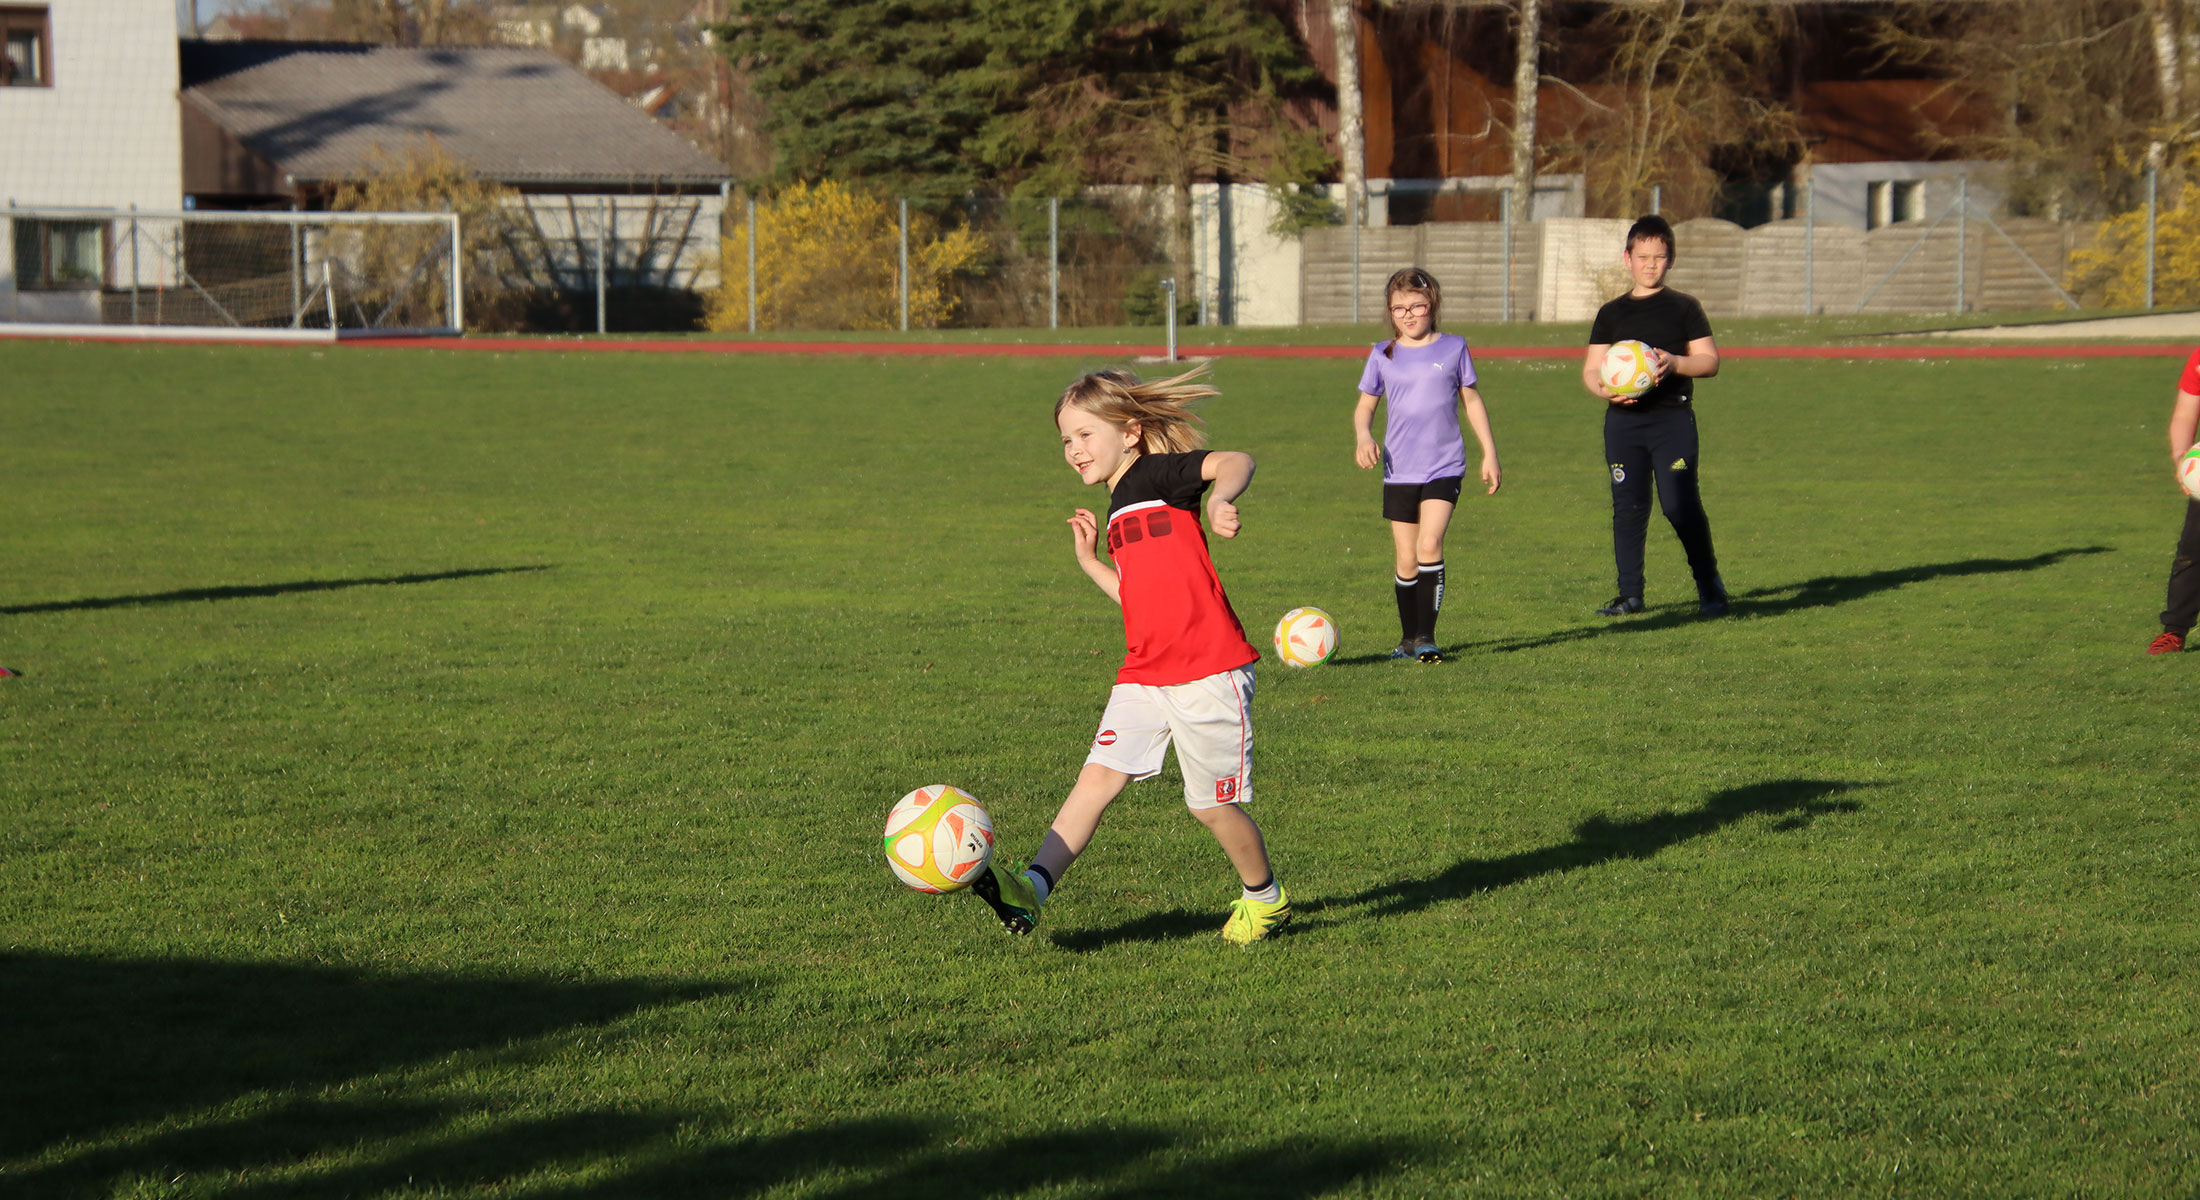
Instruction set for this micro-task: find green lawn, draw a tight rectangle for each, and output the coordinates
[3,337,2196,1198]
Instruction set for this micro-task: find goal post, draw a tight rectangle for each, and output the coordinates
[1,206,462,341]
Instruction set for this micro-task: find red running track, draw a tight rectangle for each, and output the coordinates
[359,337,2194,360]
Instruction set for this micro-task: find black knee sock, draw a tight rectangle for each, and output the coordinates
[1394,574,1416,642]
[1416,560,1445,641]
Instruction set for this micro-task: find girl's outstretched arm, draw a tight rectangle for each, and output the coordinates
[1200,451,1256,538]
[1067,507,1121,604]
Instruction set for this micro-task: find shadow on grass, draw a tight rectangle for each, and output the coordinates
[536,1121,1420,1200]
[1052,779,1871,951]
[1328,546,2110,664]
[0,565,553,616]
[1307,778,1873,923]
[0,951,731,1191]
[2,953,1423,1199]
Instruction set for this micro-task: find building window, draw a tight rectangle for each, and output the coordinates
[1,6,49,87]
[1866,180,1925,230]
[12,219,105,290]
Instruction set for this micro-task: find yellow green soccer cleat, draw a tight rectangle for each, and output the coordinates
[1221,887,1291,945]
[971,861,1042,935]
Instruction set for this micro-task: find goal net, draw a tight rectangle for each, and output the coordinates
[1,206,461,341]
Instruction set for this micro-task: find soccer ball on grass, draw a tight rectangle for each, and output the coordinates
[1273,606,1339,667]
[882,785,994,893]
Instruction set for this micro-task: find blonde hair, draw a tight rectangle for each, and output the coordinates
[1053,364,1214,454]
[1381,266,1443,357]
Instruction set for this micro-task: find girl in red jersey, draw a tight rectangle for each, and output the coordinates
[972,365,1289,944]
[2147,347,2200,655]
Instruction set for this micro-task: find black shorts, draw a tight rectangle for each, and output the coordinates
[1383,475,1464,522]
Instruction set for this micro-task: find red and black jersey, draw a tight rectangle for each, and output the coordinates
[1105,452,1259,686]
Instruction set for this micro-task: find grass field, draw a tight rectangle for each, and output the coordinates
[3,335,2196,1198]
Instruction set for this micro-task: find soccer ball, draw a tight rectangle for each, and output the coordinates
[1273,606,1339,667]
[2181,443,2200,501]
[1600,339,1657,398]
[882,785,994,893]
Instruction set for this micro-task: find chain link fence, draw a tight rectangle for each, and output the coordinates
[14,184,2182,336]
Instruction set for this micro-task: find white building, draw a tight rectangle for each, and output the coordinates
[2,0,186,321]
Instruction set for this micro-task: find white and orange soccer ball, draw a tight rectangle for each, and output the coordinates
[1600,339,1657,399]
[882,785,994,893]
[2181,442,2200,501]
[1273,606,1339,668]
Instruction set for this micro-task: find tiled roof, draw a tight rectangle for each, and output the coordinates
[181,40,731,187]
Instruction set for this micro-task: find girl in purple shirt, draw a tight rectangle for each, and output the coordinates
[1352,267,1502,662]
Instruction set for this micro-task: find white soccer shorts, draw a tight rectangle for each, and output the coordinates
[1084,664,1254,810]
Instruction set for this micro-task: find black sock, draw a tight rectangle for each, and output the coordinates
[1394,575,1416,642]
[1416,560,1445,641]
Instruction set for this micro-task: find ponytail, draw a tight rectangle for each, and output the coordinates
[1052,364,1214,454]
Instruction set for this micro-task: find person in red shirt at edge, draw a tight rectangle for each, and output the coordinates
[971,365,1290,945]
[2147,349,2200,654]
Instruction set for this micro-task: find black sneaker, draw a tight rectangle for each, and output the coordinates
[1596,595,1645,617]
[1698,575,1730,616]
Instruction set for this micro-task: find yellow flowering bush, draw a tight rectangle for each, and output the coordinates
[2069,200,2200,308]
[706,180,988,331]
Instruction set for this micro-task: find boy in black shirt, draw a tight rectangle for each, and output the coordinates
[1580,215,1728,617]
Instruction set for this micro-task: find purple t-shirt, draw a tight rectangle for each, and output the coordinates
[1357,332,1477,484]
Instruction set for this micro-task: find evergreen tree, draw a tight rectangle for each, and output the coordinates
[720,0,997,199]
[972,0,1332,273]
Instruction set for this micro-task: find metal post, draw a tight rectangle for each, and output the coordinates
[1195,188,1209,328]
[595,214,607,334]
[1500,186,1513,323]
[128,205,140,325]
[898,197,909,332]
[746,196,758,333]
[2147,161,2160,310]
[1651,184,1661,216]
[288,215,300,327]
[323,258,336,330]
[446,211,463,332]
[1048,196,1060,330]
[1350,183,1363,325]
[1162,277,1177,361]
[1954,174,1968,315]
[1804,172,1815,316]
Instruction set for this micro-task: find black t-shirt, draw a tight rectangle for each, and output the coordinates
[1589,288,1714,409]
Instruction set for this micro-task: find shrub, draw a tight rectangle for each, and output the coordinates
[706,181,987,331]
[328,139,540,332]
[2068,199,2200,308]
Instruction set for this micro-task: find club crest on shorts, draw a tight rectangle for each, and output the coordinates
[1214,777,1239,802]
[1610,464,1627,483]
[1094,729,1117,747]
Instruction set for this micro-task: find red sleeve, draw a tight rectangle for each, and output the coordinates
[2180,348,2200,395]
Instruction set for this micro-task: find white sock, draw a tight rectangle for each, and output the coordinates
[1024,870,1052,905]
[1241,876,1281,904]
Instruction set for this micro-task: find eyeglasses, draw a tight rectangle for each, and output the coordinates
[1388,302,1431,318]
